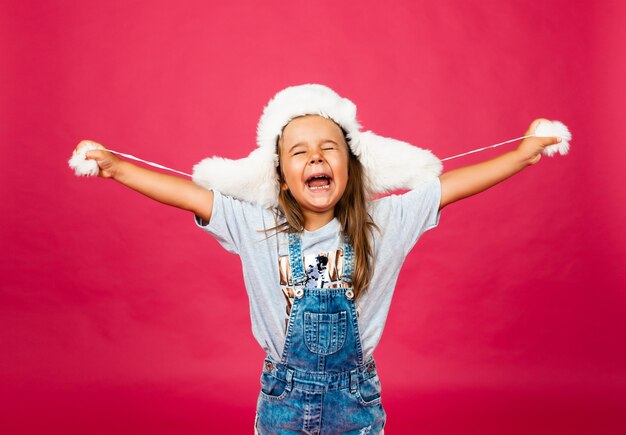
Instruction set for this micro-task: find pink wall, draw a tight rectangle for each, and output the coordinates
[2,0,625,433]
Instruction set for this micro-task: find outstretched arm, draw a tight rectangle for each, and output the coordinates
[74,140,214,221]
[438,119,562,210]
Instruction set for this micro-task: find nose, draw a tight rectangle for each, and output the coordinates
[309,151,324,165]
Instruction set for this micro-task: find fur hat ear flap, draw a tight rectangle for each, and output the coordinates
[358,131,443,194]
[192,146,280,208]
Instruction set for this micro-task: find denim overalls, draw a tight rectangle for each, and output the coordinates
[255,233,386,435]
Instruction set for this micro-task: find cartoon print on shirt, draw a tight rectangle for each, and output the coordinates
[305,255,329,288]
[278,248,354,333]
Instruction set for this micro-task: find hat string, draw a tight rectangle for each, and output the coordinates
[440,135,534,162]
[101,134,538,177]
[103,148,192,177]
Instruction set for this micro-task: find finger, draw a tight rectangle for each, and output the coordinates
[85,149,106,160]
[531,154,542,165]
[77,140,105,153]
[540,136,561,147]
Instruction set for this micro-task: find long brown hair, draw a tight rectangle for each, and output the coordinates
[272,122,377,300]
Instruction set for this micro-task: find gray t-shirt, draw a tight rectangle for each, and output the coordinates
[194,177,442,361]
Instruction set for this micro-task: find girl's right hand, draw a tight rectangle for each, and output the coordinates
[74,140,121,179]
[515,119,561,166]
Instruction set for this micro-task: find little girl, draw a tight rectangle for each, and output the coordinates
[72,84,561,434]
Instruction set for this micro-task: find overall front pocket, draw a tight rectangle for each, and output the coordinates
[356,374,383,407]
[259,372,290,401]
[304,310,347,355]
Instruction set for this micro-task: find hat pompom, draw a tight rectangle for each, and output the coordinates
[536,120,572,157]
[68,142,100,176]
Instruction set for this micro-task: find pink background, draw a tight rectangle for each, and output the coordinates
[2,0,625,433]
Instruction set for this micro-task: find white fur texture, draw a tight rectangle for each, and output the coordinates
[68,143,99,176]
[257,84,363,157]
[536,120,572,157]
[358,131,442,193]
[192,84,443,207]
[192,146,279,208]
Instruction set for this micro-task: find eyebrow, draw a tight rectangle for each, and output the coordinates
[288,139,339,154]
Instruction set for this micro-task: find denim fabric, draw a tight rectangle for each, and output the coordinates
[255,234,386,434]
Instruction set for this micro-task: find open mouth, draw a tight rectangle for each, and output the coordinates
[305,174,332,191]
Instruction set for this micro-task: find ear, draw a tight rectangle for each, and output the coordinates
[277,157,289,191]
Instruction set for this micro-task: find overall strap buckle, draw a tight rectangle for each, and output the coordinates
[285,368,295,392]
[349,368,358,394]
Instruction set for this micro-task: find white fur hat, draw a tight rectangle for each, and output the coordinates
[192,84,442,208]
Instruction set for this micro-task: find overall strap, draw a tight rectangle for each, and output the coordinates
[342,233,354,285]
[287,232,306,286]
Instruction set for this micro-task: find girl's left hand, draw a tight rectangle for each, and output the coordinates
[516,118,562,166]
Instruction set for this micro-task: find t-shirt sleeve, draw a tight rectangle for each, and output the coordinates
[193,190,264,255]
[370,176,442,256]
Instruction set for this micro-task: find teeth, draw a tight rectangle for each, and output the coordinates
[308,184,330,190]
[308,175,329,181]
